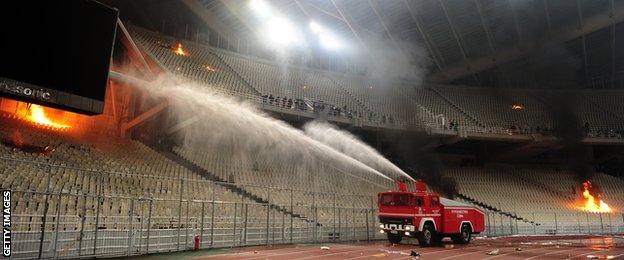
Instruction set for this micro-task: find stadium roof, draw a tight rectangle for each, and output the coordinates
[105,0,624,89]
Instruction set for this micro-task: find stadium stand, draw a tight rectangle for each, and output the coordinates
[443,165,624,233]
[129,26,624,138]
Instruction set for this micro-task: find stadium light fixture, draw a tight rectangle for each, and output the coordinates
[264,17,300,46]
[309,21,343,50]
[309,21,324,33]
[319,33,342,49]
[249,0,271,17]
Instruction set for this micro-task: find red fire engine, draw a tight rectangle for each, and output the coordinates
[378,181,485,246]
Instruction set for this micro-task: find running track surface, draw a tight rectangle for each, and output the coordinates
[193,235,624,260]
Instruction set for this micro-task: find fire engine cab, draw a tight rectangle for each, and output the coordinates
[378,181,485,246]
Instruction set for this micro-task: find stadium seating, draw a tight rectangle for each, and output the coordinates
[443,165,624,230]
[128,25,624,137]
[0,121,319,232]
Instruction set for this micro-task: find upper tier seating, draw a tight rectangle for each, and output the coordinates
[129,26,624,137]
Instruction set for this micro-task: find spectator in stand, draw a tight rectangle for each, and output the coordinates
[287,98,293,109]
[282,97,287,107]
[584,122,590,136]
[269,95,274,105]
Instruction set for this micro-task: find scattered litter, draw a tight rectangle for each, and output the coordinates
[444,244,454,249]
[515,247,522,251]
[506,242,512,246]
[606,256,616,259]
[486,249,500,255]
[410,251,421,257]
[381,249,410,256]
[555,245,560,248]
[372,253,387,257]
[320,246,330,250]
[253,250,258,254]
[586,255,599,259]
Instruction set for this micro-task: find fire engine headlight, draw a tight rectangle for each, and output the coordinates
[380,230,385,234]
[405,226,411,231]
[404,232,410,236]
[379,224,384,229]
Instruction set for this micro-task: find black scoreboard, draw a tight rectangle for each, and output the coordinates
[0,0,118,115]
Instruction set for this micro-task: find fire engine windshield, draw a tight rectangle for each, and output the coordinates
[380,194,412,206]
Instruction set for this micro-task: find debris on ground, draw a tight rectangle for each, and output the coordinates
[381,249,410,256]
[253,250,258,254]
[586,255,599,259]
[486,249,500,255]
[444,244,454,249]
[410,250,421,257]
[320,246,330,250]
[515,247,522,251]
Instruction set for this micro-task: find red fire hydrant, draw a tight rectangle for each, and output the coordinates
[194,235,201,251]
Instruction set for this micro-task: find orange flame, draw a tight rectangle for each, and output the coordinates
[204,64,216,72]
[511,103,524,110]
[19,104,70,129]
[173,43,187,56]
[578,181,612,213]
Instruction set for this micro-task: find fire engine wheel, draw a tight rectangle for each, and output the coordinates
[418,223,436,247]
[387,233,402,244]
[452,224,472,244]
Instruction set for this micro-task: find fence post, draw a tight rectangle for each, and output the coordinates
[199,201,205,248]
[485,212,490,236]
[127,198,134,256]
[210,199,215,248]
[608,213,613,235]
[553,213,558,234]
[243,203,248,246]
[312,192,316,243]
[177,179,183,251]
[533,213,536,234]
[586,213,590,234]
[289,189,293,244]
[514,213,518,235]
[233,203,238,247]
[332,194,336,241]
[352,206,356,241]
[93,175,103,256]
[491,212,496,236]
[78,194,87,256]
[52,193,62,259]
[147,199,153,254]
[266,187,270,246]
[281,201,285,244]
[38,166,53,259]
[370,196,372,240]
[599,213,604,234]
[365,207,370,242]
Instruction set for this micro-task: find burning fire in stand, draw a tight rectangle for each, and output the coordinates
[173,43,187,56]
[17,103,71,129]
[578,180,612,213]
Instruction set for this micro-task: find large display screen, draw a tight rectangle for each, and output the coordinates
[0,0,118,115]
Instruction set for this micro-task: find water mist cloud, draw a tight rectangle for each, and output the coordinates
[141,76,394,191]
[304,120,414,181]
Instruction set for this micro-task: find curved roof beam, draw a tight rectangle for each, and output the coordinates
[430,1,624,82]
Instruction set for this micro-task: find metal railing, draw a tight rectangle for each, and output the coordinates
[4,157,624,259]
[484,210,624,237]
[1,158,381,259]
